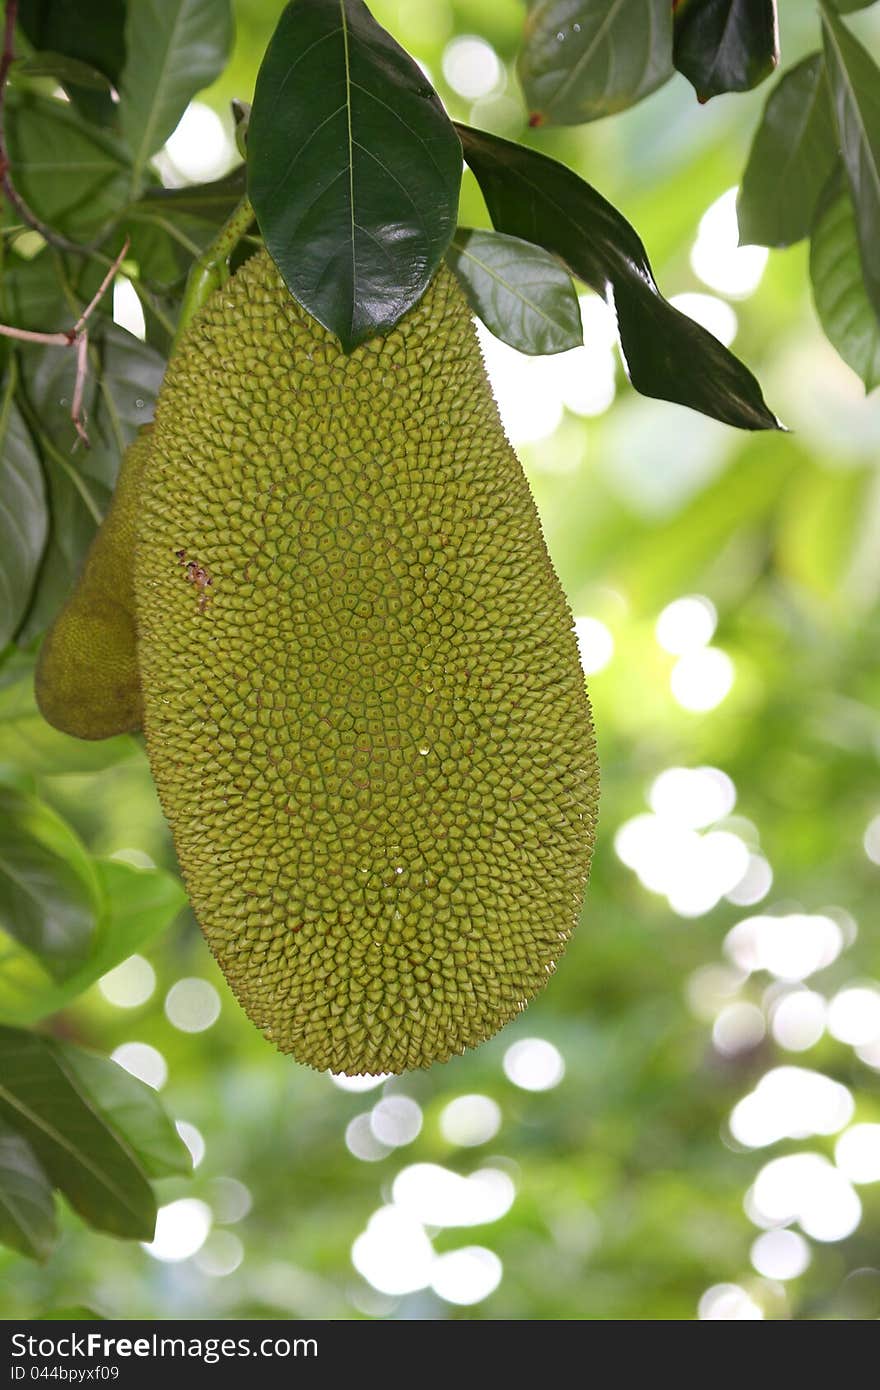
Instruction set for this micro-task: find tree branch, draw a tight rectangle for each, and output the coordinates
[0,236,130,445]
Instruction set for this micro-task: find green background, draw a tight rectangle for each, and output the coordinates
[3,0,880,1320]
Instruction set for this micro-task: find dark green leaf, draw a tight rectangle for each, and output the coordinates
[821,3,880,316]
[0,649,138,776]
[810,172,880,391]
[673,0,779,102]
[127,165,249,299]
[0,857,186,1027]
[737,54,837,248]
[828,2,879,11]
[248,0,462,352]
[120,0,234,193]
[2,247,68,333]
[457,123,781,430]
[0,785,103,981]
[16,0,127,124]
[16,52,116,92]
[0,1028,155,1240]
[0,1119,56,1260]
[61,1048,191,1181]
[447,228,582,354]
[0,367,48,647]
[16,324,164,641]
[137,164,247,223]
[5,94,131,241]
[17,0,126,82]
[519,0,673,127]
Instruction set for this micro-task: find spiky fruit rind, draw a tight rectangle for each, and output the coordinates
[137,251,598,1073]
[35,428,151,740]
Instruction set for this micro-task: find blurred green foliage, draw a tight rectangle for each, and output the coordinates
[2,0,880,1321]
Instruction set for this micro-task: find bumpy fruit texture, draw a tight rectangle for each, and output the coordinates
[35,427,151,740]
[137,251,598,1073]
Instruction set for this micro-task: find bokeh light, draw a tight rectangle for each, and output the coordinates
[730,1067,853,1148]
[162,101,235,183]
[439,1095,502,1148]
[346,1113,392,1163]
[370,1096,423,1148]
[351,1207,434,1297]
[835,1125,880,1184]
[750,1154,861,1242]
[750,1229,810,1281]
[99,954,156,1008]
[112,276,146,342]
[670,647,734,711]
[669,292,738,346]
[143,1200,212,1262]
[713,1002,765,1057]
[827,985,880,1047]
[692,188,769,297]
[725,914,843,981]
[392,1164,515,1227]
[574,616,614,674]
[648,766,736,828]
[655,595,717,654]
[176,1121,205,1169]
[110,1042,167,1090]
[430,1247,502,1306]
[441,35,501,98]
[503,1039,565,1091]
[164,978,221,1033]
[698,1283,763,1319]
[195,1230,244,1278]
[769,990,827,1052]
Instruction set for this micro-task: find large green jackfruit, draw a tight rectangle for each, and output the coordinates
[35,427,151,740]
[136,250,598,1074]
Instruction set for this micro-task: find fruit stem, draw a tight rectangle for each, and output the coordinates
[171,196,256,352]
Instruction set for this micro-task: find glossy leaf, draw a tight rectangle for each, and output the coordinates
[248,0,462,351]
[16,52,116,92]
[810,173,880,392]
[821,4,880,315]
[0,1027,156,1240]
[17,0,127,84]
[457,123,781,430]
[61,1048,191,1180]
[120,0,234,192]
[0,367,48,647]
[519,0,673,127]
[0,786,103,981]
[447,228,582,354]
[4,93,131,240]
[0,857,186,1027]
[738,54,837,248]
[0,1119,56,1260]
[673,0,779,102]
[16,0,126,124]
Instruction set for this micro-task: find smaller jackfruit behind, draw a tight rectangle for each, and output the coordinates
[35,427,152,740]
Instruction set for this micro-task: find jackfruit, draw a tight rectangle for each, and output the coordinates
[136,250,598,1074]
[35,427,151,740]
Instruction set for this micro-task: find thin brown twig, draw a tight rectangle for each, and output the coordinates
[73,241,130,335]
[0,235,130,445]
[0,0,99,256]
